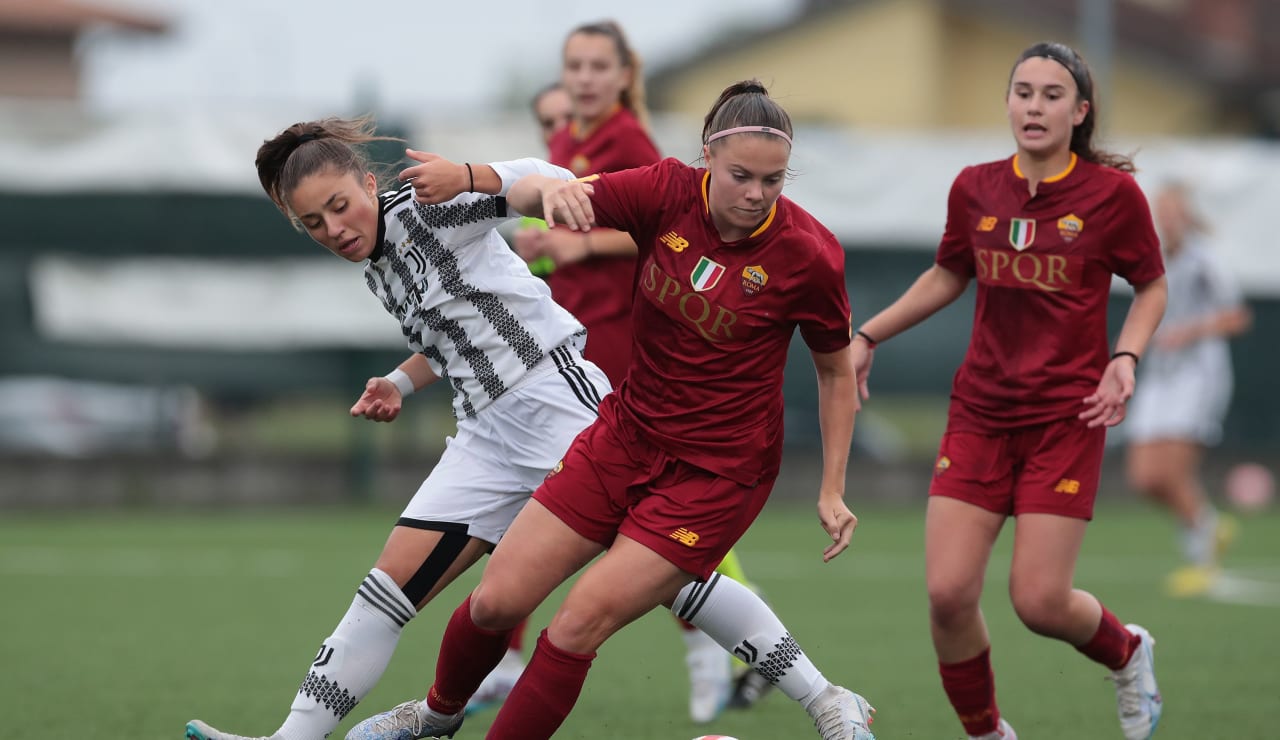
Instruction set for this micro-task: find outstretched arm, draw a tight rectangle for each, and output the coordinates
[399,150,573,204]
[851,264,970,400]
[1081,275,1168,428]
[508,174,597,231]
[811,343,860,563]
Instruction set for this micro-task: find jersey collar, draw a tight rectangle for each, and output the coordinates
[569,103,623,141]
[1012,151,1078,183]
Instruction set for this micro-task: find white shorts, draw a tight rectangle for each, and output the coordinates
[1126,364,1232,446]
[400,344,610,544]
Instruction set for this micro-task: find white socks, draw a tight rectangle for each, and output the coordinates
[672,572,830,709]
[276,568,416,740]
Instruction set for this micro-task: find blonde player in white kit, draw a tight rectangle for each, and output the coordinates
[1124,182,1252,596]
[187,116,852,740]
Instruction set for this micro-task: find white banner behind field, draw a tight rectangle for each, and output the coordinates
[30,257,405,349]
[4,106,1280,295]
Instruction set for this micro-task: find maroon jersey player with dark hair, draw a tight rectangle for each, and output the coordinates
[353,79,879,740]
[851,42,1168,740]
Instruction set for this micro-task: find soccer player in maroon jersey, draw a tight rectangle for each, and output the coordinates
[352,80,878,740]
[850,42,1168,740]
[508,22,778,724]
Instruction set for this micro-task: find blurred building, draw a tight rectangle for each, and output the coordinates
[650,0,1280,137]
[0,0,167,100]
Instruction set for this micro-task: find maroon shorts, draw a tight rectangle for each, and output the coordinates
[928,417,1105,520]
[533,408,774,580]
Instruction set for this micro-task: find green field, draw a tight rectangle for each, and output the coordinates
[2,502,1277,740]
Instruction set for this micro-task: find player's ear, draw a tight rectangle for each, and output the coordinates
[363,171,378,200]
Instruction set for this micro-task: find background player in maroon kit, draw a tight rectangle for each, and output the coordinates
[363,80,878,740]
[851,42,1168,740]
[511,20,658,386]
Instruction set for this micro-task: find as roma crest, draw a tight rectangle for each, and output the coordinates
[1057,214,1083,242]
[741,264,768,296]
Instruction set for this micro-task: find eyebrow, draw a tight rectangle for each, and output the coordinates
[1012,81,1068,91]
[730,164,787,178]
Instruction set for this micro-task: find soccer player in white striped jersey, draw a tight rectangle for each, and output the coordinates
[185,116,606,740]
[187,115,857,740]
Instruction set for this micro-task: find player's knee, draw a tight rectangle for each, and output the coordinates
[468,582,531,632]
[376,530,476,607]
[547,604,617,654]
[1009,584,1069,636]
[927,580,981,627]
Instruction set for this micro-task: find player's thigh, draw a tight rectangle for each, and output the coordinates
[925,495,1006,608]
[549,533,694,652]
[474,498,604,621]
[1008,512,1088,602]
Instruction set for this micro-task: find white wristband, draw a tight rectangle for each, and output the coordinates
[385,368,415,397]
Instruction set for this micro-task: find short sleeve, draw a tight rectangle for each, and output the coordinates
[935,170,977,277]
[589,159,683,250]
[796,235,853,354]
[1105,176,1165,286]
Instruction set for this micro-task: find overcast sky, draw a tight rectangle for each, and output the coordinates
[84,0,802,116]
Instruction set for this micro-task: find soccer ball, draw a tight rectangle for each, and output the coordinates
[1225,462,1275,513]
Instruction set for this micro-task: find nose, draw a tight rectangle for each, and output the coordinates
[325,214,345,239]
[745,180,764,203]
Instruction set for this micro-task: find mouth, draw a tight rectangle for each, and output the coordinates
[1022,123,1048,136]
[337,237,361,255]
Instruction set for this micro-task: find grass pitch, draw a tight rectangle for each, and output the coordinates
[2,501,1277,739]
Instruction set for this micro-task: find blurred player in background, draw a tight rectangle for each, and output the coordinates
[519,82,572,279]
[348,79,876,740]
[1124,181,1252,597]
[498,22,775,723]
[851,42,1167,740]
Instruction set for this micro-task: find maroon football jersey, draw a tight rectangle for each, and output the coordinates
[936,154,1164,430]
[545,106,660,386]
[588,158,852,486]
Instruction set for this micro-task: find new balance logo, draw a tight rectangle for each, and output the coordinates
[1054,478,1081,494]
[668,528,700,546]
[660,231,689,252]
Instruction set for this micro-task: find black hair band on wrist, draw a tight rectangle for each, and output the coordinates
[465,162,474,193]
[855,329,879,348]
[1112,350,1139,366]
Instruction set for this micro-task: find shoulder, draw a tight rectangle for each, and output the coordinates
[777,197,844,270]
[379,182,415,213]
[1077,159,1144,200]
[948,158,1007,195]
[601,157,691,186]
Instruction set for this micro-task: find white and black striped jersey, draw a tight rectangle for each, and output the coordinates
[364,158,586,419]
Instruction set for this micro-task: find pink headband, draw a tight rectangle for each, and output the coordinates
[706,125,793,147]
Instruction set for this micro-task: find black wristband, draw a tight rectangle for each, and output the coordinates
[1111,350,1139,366]
[465,162,475,193]
[854,329,879,348]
